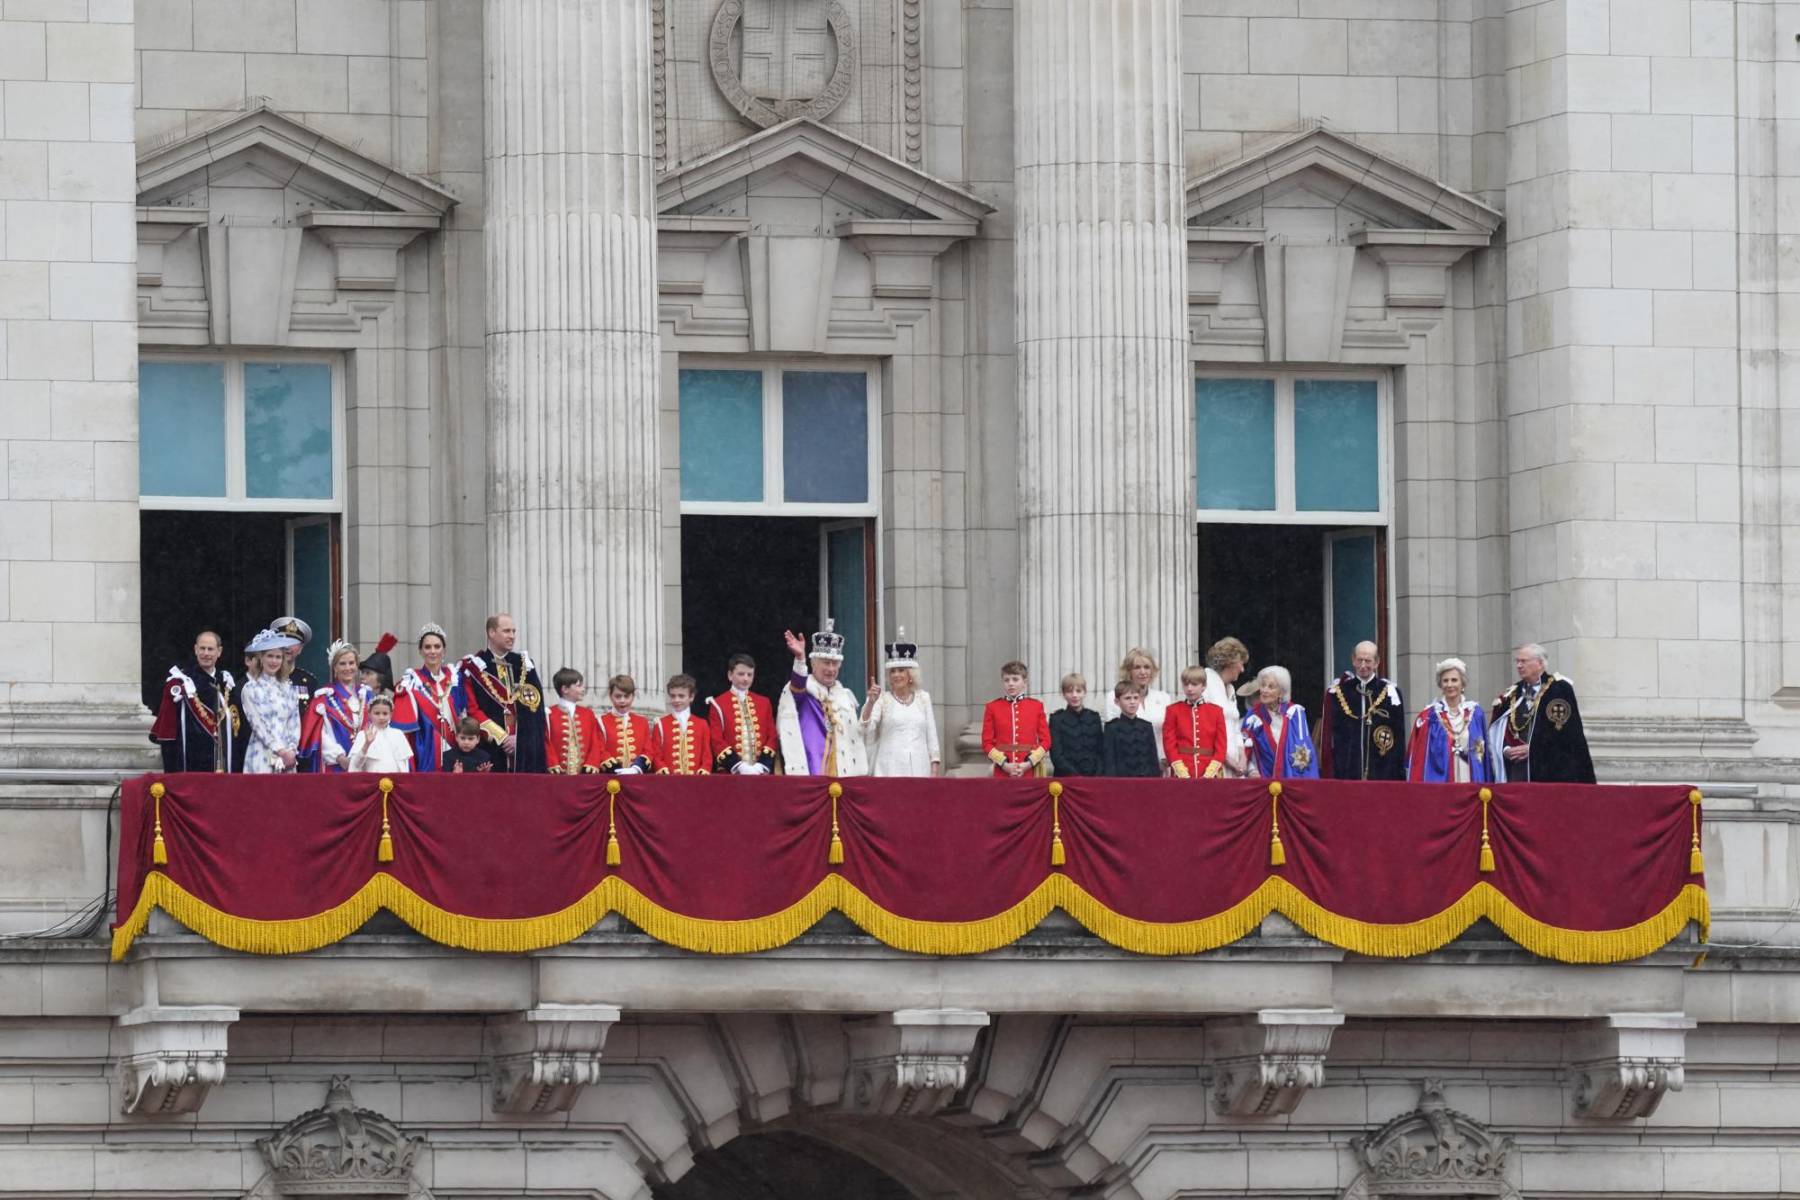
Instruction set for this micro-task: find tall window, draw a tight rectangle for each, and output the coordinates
[1195,371,1391,694]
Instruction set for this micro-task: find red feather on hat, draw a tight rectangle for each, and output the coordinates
[374,633,398,656]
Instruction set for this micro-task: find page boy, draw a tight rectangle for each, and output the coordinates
[1165,665,1228,779]
[441,717,494,773]
[546,667,604,774]
[1048,672,1102,776]
[982,660,1050,778]
[708,653,777,774]
[598,674,655,775]
[1102,682,1161,777]
[655,674,715,775]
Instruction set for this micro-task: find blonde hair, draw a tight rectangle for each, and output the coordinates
[1205,637,1249,671]
[329,646,358,676]
[1179,664,1207,686]
[1060,672,1087,693]
[1117,647,1160,683]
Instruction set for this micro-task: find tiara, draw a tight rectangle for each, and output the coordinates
[418,622,447,643]
[327,638,356,662]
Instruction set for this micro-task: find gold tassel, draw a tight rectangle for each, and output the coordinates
[377,777,395,863]
[1049,781,1066,867]
[828,782,845,865]
[1689,789,1704,875]
[1268,782,1286,867]
[606,779,622,867]
[150,781,169,867]
[1478,787,1496,874]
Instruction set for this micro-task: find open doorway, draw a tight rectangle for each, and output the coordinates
[680,515,875,702]
[139,511,339,708]
[1198,523,1387,723]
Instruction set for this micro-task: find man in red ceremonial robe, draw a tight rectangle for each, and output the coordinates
[150,629,237,773]
[708,654,777,774]
[654,674,714,776]
[546,667,604,774]
[982,660,1050,778]
[599,674,655,774]
[1165,666,1228,779]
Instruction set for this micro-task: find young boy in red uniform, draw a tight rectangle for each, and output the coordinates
[1164,665,1228,779]
[654,674,714,776]
[708,653,777,774]
[598,674,655,774]
[546,667,604,774]
[982,660,1050,778]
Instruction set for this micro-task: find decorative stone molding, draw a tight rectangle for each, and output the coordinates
[844,1008,990,1117]
[709,0,859,129]
[487,1004,621,1115]
[1209,1008,1344,1117]
[1187,227,1261,305]
[1342,1079,1517,1199]
[651,0,668,170]
[1571,1013,1694,1120]
[258,1076,423,1196]
[838,218,979,299]
[298,212,439,291]
[901,0,923,165]
[117,1005,237,1116]
[136,206,207,287]
[657,216,750,294]
[1351,231,1491,308]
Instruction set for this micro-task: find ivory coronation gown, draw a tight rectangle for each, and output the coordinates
[863,690,941,777]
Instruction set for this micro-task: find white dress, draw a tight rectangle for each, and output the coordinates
[863,690,941,777]
[1203,669,1249,775]
[1105,686,1174,765]
[348,725,414,774]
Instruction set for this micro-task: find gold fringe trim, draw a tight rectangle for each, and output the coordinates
[110,871,1711,965]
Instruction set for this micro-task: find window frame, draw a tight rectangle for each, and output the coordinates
[138,351,346,513]
[1194,368,1391,526]
[677,358,881,518]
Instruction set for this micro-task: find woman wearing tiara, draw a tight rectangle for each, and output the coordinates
[299,639,375,773]
[1406,657,1493,783]
[860,629,942,777]
[392,623,463,773]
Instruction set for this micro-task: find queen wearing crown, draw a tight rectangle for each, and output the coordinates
[777,621,870,777]
[860,629,942,778]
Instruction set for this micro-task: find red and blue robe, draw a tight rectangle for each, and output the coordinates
[392,665,463,774]
[1241,701,1320,780]
[299,681,375,773]
[1407,698,1494,783]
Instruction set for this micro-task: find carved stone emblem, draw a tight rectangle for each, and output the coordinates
[843,1008,989,1118]
[709,0,858,129]
[257,1076,423,1196]
[1341,1079,1518,1199]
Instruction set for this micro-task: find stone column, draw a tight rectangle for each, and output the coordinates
[484,0,661,683]
[0,5,146,768]
[1013,0,1195,695]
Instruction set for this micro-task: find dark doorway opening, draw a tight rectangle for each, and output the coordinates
[1198,523,1387,724]
[680,515,875,702]
[139,511,339,709]
[653,1130,914,1200]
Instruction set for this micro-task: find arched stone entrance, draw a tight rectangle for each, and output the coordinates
[652,1130,912,1200]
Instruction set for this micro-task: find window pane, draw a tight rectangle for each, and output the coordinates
[826,524,868,697]
[679,369,764,502]
[1295,379,1380,512]
[782,371,868,504]
[1195,378,1276,511]
[245,362,334,500]
[139,361,227,497]
[1330,532,1378,678]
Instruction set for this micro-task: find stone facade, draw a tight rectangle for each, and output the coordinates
[0,0,1798,1195]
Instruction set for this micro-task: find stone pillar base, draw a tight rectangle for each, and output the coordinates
[0,702,156,772]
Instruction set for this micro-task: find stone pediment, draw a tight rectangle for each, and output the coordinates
[136,103,457,218]
[657,118,993,233]
[1186,125,1501,238]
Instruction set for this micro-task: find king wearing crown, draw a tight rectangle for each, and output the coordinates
[776,621,869,777]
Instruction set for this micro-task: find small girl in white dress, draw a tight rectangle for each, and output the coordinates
[860,631,942,778]
[349,695,414,774]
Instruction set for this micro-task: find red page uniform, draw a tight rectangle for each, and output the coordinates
[708,688,777,774]
[1164,700,1228,779]
[981,696,1050,778]
[655,711,715,776]
[546,702,605,774]
[599,709,655,774]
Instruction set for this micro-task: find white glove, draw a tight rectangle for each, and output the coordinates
[731,762,753,775]
[618,765,642,776]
